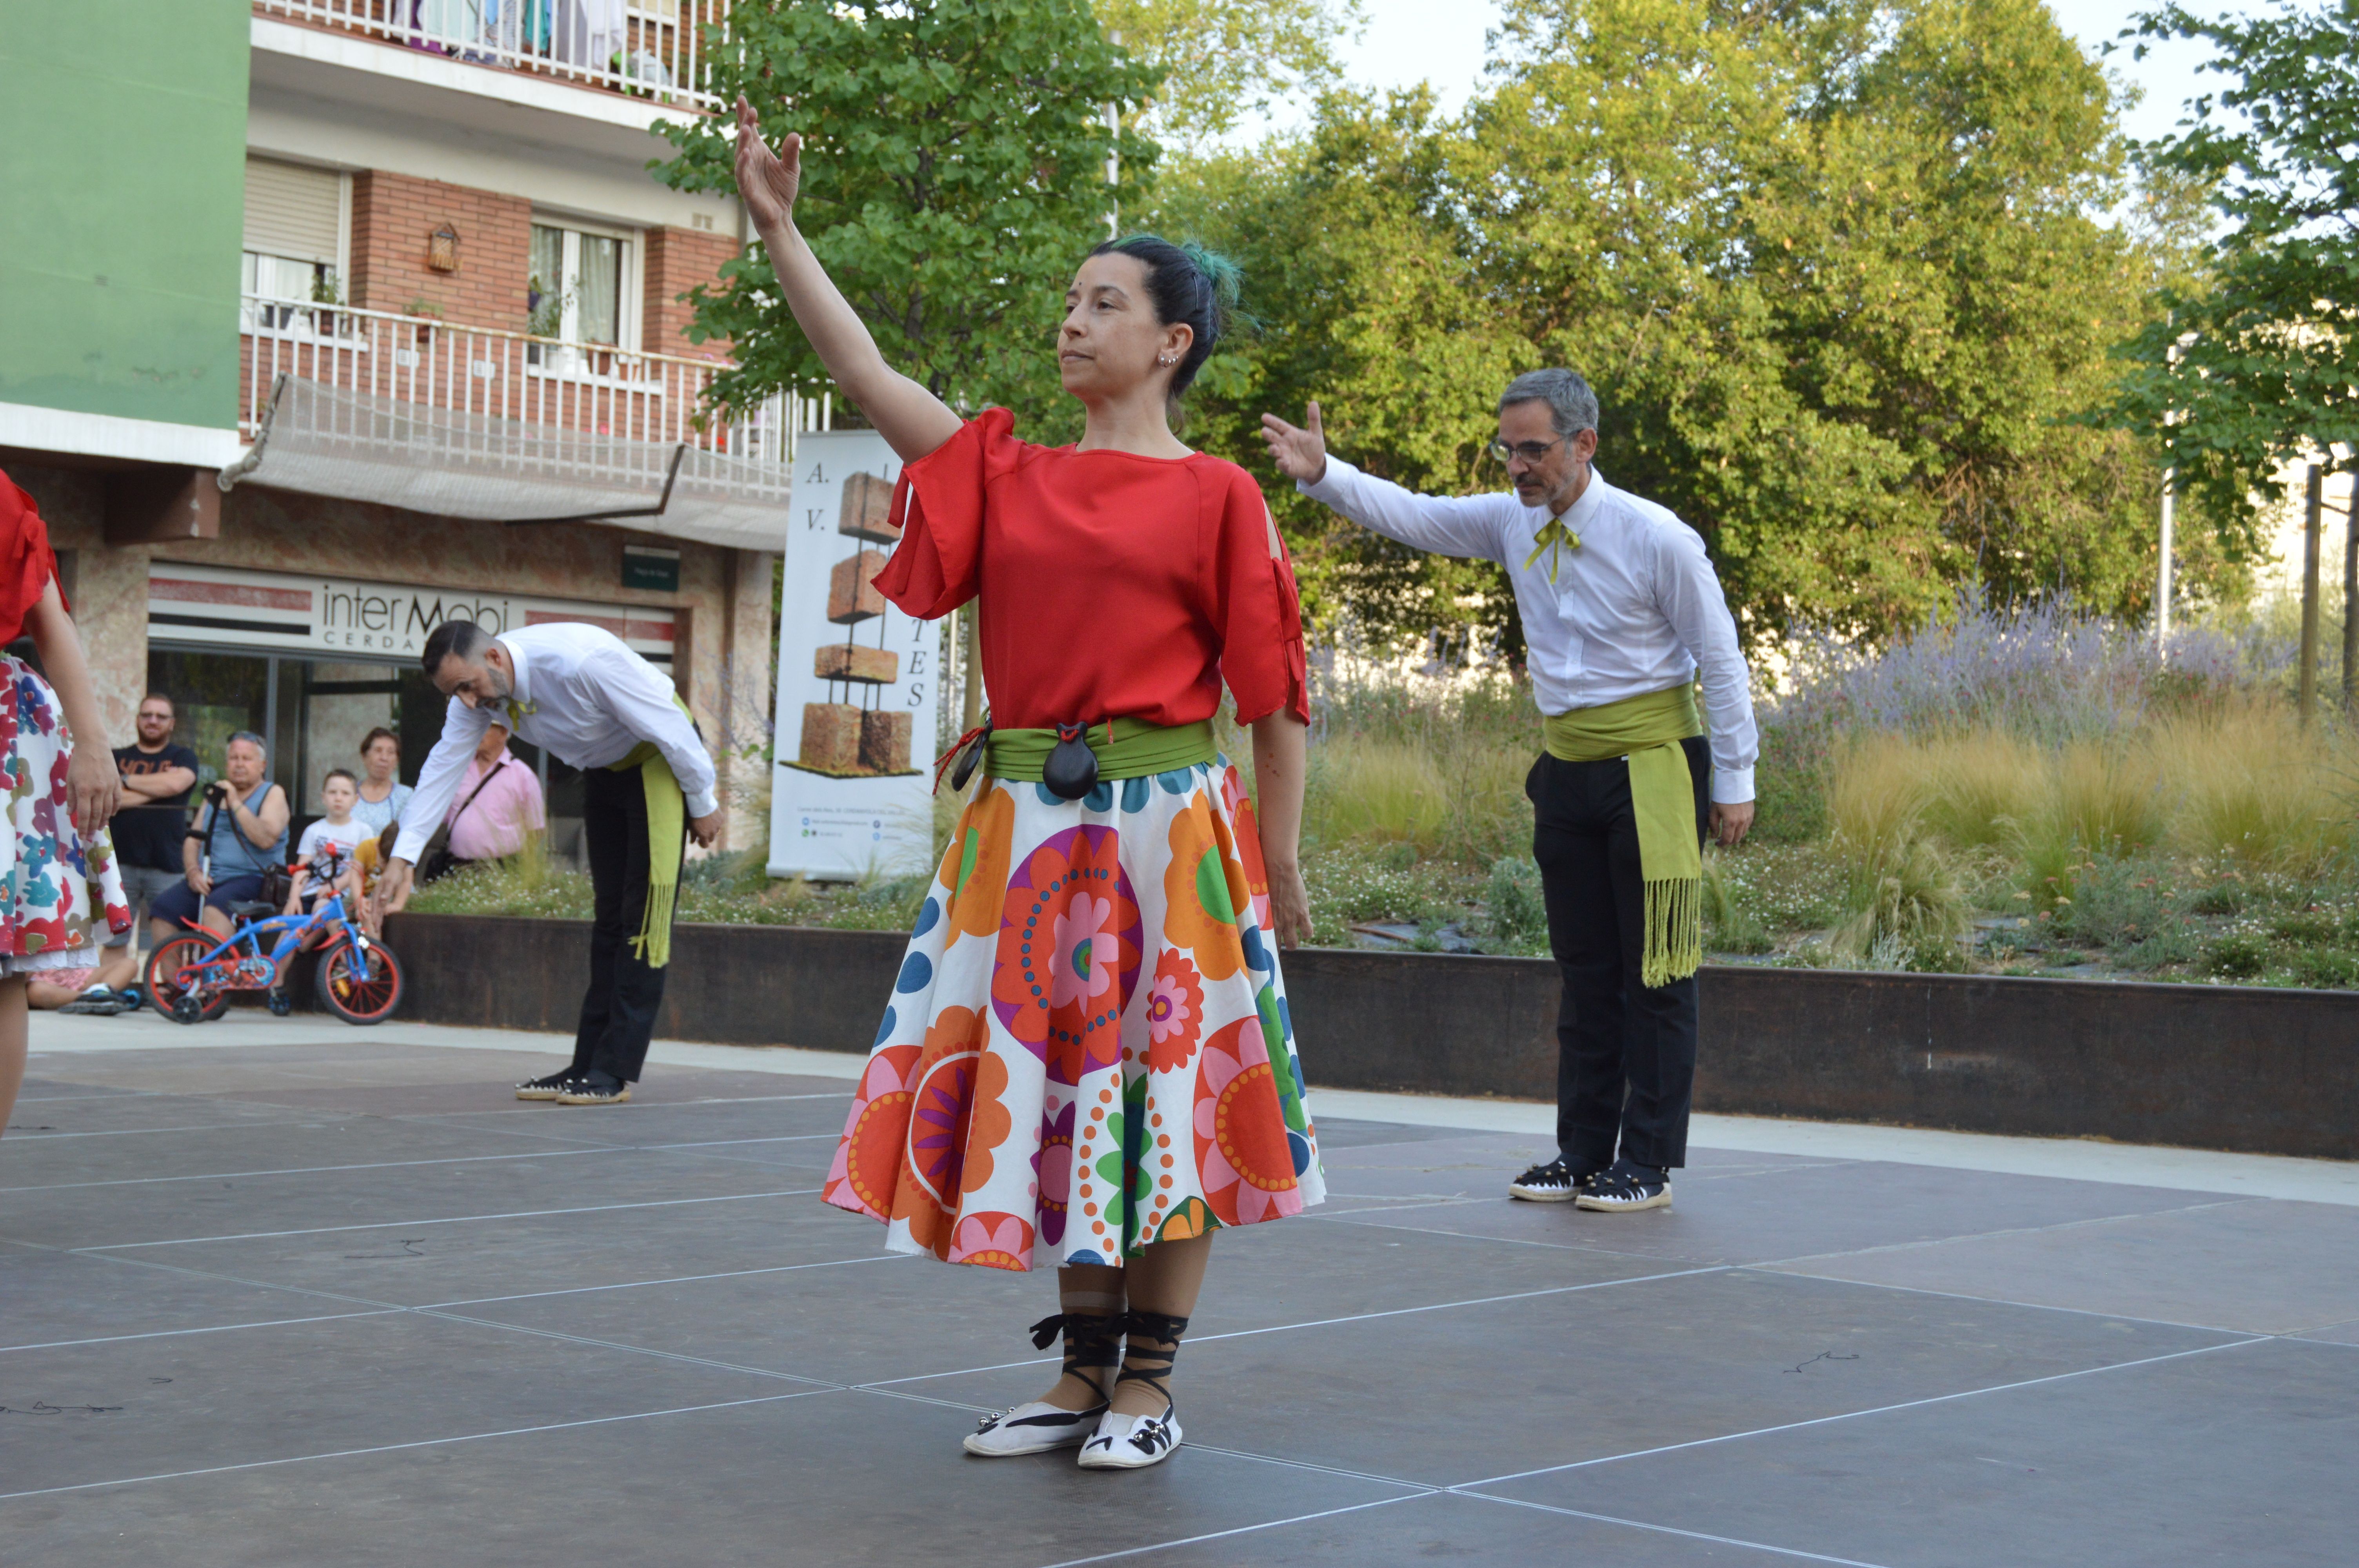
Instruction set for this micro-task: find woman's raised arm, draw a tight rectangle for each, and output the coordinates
[733,97,963,463]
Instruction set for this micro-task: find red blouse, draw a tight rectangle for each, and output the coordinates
[0,474,64,644]
[875,410,1310,730]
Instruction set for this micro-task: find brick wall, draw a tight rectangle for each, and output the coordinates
[642,225,739,358]
[348,171,533,329]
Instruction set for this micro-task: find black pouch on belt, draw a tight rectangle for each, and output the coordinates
[1042,722,1100,801]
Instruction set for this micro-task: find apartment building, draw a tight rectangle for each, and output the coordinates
[3,2,807,853]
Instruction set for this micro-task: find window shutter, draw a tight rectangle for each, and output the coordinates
[244,158,342,265]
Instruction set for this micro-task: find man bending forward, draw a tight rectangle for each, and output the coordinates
[378,620,722,1105]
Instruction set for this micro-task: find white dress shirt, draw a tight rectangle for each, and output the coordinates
[1300,458,1758,803]
[392,623,718,864]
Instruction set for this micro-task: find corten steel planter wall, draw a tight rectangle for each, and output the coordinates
[382,914,2359,1160]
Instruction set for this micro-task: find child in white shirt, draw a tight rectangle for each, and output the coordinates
[287,769,368,916]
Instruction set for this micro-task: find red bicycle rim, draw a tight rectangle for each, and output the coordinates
[328,948,398,1018]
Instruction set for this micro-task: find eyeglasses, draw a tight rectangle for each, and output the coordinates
[1488,436,1568,465]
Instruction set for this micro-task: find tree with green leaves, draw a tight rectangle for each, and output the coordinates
[653,0,1161,431]
[1096,0,1361,145]
[1165,0,2219,655]
[2114,0,2358,526]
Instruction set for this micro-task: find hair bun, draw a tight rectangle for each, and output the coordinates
[1087,233,1252,405]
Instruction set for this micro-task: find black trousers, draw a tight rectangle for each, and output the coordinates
[1528,736,1711,1171]
[570,765,684,1083]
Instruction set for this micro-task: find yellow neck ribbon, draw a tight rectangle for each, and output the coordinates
[1522,516,1581,583]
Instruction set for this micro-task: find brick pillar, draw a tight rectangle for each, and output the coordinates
[642,224,741,357]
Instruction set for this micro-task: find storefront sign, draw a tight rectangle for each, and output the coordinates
[622,544,680,593]
[147,562,676,664]
[766,431,938,881]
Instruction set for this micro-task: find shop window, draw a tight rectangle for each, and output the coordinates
[148,645,576,856]
[529,220,636,352]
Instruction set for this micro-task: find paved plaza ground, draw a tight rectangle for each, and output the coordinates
[4,1010,2355,1566]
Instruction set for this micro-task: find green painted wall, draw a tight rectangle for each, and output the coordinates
[0,3,247,430]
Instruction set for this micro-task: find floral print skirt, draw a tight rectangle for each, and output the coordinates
[823,756,1324,1270]
[0,656,130,975]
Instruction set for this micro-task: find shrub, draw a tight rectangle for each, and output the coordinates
[1830,830,1969,961]
[1921,730,2048,850]
[1478,855,1551,956]
[2205,929,2269,979]
[1702,853,1774,954]
[2157,698,2358,871]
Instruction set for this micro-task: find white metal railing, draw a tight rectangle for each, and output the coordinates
[240,294,828,463]
[255,0,729,112]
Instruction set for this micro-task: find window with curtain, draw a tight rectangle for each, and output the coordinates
[528,221,629,348]
[243,157,343,329]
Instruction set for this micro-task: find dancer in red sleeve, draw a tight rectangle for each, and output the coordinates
[735,99,1321,1470]
[0,474,129,1133]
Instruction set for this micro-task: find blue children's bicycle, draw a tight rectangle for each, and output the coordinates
[146,886,406,1026]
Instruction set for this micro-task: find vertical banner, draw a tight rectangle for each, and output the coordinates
[767,431,941,880]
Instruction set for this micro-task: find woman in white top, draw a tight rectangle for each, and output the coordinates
[350,726,413,835]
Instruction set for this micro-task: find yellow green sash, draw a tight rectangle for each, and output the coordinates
[983,717,1217,782]
[608,741,685,969]
[1542,684,1704,988]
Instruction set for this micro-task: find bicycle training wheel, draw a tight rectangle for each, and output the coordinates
[317,938,404,1025]
[147,935,229,1023]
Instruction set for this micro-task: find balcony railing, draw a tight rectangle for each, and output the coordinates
[240,294,822,466]
[256,0,729,113]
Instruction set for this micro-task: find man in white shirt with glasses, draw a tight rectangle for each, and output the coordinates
[1263,370,1757,1213]
[378,619,723,1107]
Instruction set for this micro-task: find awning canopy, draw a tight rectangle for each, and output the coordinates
[220,376,793,552]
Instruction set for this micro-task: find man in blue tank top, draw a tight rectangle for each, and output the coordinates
[149,732,292,940]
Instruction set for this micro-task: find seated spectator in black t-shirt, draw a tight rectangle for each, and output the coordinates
[113,693,200,946]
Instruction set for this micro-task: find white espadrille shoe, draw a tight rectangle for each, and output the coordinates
[964,1400,1108,1457]
[1077,1309,1188,1470]
[1077,1405,1183,1470]
[964,1311,1122,1457]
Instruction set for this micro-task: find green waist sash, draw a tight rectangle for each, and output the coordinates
[609,737,685,971]
[984,717,1217,782]
[1542,685,1705,988]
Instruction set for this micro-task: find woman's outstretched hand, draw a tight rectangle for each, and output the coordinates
[733,95,801,235]
[1259,402,1328,486]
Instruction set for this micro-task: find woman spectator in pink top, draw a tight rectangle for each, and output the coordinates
[443,720,545,867]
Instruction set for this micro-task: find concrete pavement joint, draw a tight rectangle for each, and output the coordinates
[1458,1336,2273,1492]
[0,1388,834,1503]
[1034,1494,1427,1568]
[0,1131,840,1195]
[1456,1491,1899,1568]
[66,1186,825,1250]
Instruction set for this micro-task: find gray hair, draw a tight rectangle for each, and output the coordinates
[1498,369,1599,440]
[226,730,267,755]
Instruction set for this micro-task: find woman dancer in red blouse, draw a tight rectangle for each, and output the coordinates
[0,475,129,1134]
[736,99,1321,1470]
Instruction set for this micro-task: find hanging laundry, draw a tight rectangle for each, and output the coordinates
[552,0,627,71]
